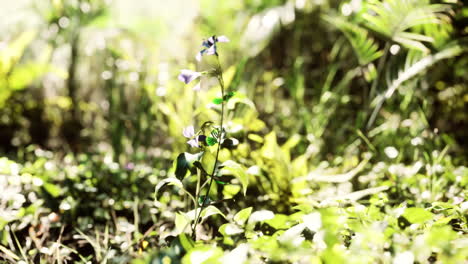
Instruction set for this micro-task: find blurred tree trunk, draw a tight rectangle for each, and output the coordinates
[63,30,83,152]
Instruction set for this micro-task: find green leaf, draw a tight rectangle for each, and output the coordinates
[360,0,447,42]
[182,245,223,264]
[215,180,228,185]
[402,207,434,224]
[223,91,236,102]
[234,207,253,226]
[323,15,383,65]
[427,226,457,248]
[154,177,196,206]
[221,160,249,196]
[248,210,275,224]
[175,212,191,234]
[43,183,61,198]
[155,177,184,195]
[211,91,236,105]
[187,205,226,221]
[178,233,194,251]
[210,128,220,138]
[174,153,190,180]
[223,185,241,198]
[201,147,217,176]
[174,152,202,180]
[219,223,244,236]
[368,44,464,128]
[206,137,218,146]
[248,134,264,143]
[200,206,226,220]
[8,63,53,91]
[265,214,292,230]
[213,98,223,104]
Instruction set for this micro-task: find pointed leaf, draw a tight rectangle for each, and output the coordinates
[43,183,61,198]
[174,153,190,180]
[174,152,202,180]
[201,147,217,176]
[223,91,236,102]
[175,212,191,234]
[182,245,223,264]
[219,223,244,236]
[213,98,223,104]
[178,233,195,250]
[186,205,226,221]
[206,137,218,146]
[393,36,429,52]
[234,207,253,226]
[200,205,226,220]
[155,177,184,195]
[215,180,228,185]
[403,207,434,224]
[221,160,249,196]
[155,177,197,205]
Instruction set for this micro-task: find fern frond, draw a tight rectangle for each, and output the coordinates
[367,43,465,128]
[361,0,449,52]
[323,15,383,65]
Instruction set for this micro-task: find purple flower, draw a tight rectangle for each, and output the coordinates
[125,162,135,171]
[187,137,199,148]
[196,35,230,61]
[183,126,195,138]
[178,69,202,84]
[183,125,199,148]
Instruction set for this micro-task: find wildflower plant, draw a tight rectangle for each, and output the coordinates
[156,35,247,240]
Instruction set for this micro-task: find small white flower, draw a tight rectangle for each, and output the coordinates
[196,35,230,61]
[178,70,202,84]
[182,125,199,148]
[182,126,195,138]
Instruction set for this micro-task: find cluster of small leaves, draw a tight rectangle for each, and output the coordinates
[213,91,236,105]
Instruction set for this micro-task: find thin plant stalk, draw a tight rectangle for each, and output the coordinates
[192,55,225,238]
[191,168,202,234]
[368,42,390,102]
[366,42,390,129]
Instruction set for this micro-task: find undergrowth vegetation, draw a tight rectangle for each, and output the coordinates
[1,0,467,263]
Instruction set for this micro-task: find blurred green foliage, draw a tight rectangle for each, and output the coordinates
[0,0,467,263]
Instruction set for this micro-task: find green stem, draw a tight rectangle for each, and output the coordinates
[369,42,390,102]
[366,42,390,130]
[191,168,202,235]
[192,55,225,239]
